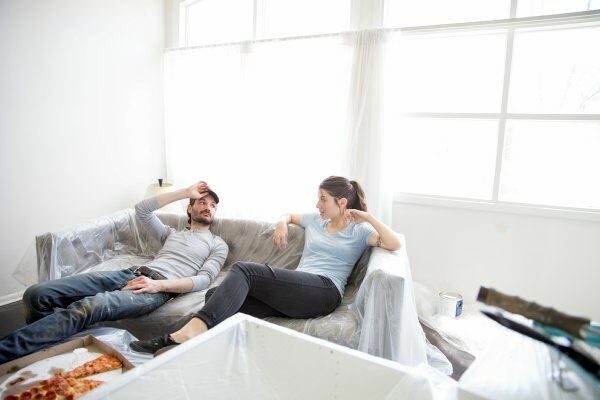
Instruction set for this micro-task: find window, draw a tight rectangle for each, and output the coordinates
[509,24,600,114]
[384,0,511,27]
[174,1,600,217]
[500,120,600,209]
[181,0,351,46]
[182,0,254,46]
[386,118,499,199]
[384,30,506,113]
[516,0,600,17]
[382,1,600,212]
[256,0,350,39]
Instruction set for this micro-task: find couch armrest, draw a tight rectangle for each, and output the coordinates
[353,234,428,366]
[35,209,146,281]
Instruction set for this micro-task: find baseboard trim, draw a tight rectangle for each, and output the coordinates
[0,290,25,306]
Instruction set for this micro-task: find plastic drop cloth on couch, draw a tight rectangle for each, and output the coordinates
[17,209,450,372]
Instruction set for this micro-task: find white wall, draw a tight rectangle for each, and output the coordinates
[393,202,600,321]
[0,0,166,301]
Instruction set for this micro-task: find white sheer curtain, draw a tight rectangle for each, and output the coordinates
[341,29,391,224]
[342,0,391,223]
[164,37,352,220]
[166,0,394,222]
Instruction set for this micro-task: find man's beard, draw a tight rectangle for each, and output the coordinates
[192,215,212,225]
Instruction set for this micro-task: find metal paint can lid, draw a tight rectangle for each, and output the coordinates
[439,292,463,301]
[438,292,464,318]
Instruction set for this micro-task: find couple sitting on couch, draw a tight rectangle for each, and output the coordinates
[0,176,401,364]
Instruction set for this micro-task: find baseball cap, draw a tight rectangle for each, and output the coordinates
[203,189,220,204]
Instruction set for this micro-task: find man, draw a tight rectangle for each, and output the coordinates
[0,181,228,364]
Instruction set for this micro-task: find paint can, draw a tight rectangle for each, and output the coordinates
[438,292,463,318]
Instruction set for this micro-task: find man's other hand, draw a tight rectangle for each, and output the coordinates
[123,276,164,294]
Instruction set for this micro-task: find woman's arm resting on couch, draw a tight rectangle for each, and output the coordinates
[273,214,302,251]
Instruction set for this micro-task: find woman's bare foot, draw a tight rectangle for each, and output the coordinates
[130,318,209,354]
[170,317,208,343]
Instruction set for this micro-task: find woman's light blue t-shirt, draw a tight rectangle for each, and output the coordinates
[296,213,376,297]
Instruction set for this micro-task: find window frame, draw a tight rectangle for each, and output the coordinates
[391,5,600,220]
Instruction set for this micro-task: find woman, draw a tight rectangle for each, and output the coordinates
[130,176,401,354]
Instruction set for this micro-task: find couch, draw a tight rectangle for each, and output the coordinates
[34,210,429,367]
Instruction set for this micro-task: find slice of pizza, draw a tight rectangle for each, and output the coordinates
[67,378,104,398]
[3,377,58,400]
[52,374,104,399]
[65,354,122,379]
[3,373,103,400]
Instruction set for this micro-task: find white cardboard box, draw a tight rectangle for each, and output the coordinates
[88,314,482,400]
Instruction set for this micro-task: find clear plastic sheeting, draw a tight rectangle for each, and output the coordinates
[459,320,600,400]
[88,314,482,400]
[12,239,37,287]
[20,209,433,369]
[413,282,482,379]
[414,282,479,354]
[353,245,430,366]
[426,342,454,377]
[70,327,152,367]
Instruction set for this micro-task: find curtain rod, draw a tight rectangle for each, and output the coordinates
[165,9,600,53]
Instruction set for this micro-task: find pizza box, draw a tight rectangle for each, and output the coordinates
[0,335,134,398]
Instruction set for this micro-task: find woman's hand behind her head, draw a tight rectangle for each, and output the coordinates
[345,209,371,224]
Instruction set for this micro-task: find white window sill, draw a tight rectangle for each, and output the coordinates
[393,193,600,222]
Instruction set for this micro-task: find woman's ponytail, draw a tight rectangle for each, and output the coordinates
[349,180,368,211]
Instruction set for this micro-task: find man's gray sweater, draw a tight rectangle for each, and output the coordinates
[134,197,228,291]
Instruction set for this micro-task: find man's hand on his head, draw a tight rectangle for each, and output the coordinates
[122,276,164,294]
[186,181,213,199]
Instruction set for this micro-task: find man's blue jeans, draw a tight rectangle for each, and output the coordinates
[0,269,170,364]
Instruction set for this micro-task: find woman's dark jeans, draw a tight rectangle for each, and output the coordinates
[195,262,341,329]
